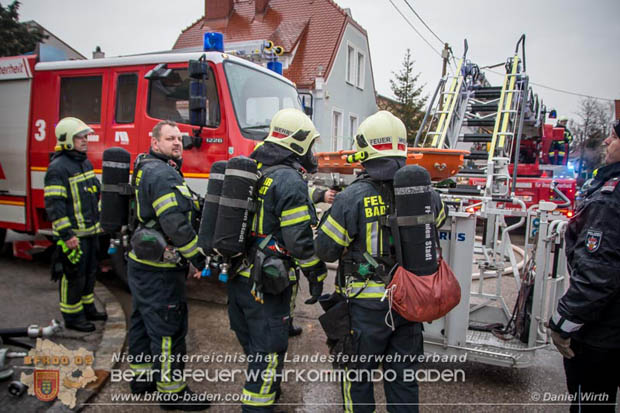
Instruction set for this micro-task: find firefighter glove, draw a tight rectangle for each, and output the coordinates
[549,328,574,359]
[57,239,82,264]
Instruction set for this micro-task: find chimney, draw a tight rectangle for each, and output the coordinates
[255,0,270,14]
[615,99,620,121]
[205,0,234,20]
[92,46,105,59]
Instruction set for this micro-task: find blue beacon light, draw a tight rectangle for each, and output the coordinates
[203,32,224,52]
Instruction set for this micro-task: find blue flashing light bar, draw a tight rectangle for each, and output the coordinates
[267,61,283,75]
[203,32,224,52]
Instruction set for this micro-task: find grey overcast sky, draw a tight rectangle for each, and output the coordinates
[15,0,620,120]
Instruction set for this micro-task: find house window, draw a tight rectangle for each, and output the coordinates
[59,76,102,123]
[356,51,365,89]
[115,73,138,124]
[332,109,343,151]
[346,44,355,85]
[348,114,358,149]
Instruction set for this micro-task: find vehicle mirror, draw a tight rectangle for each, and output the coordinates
[182,134,202,150]
[189,58,209,79]
[299,92,313,118]
[189,79,207,126]
[548,109,557,119]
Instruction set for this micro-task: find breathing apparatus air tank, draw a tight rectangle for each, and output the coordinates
[212,156,259,257]
[198,161,227,254]
[100,147,131,234]
[392,165,438,275]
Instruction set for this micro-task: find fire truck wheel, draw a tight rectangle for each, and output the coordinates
[0,228,6,246]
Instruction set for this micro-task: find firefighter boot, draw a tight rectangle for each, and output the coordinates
[85,307,108,321]
[130,378,156,395]
[64,319,96,333]
[288,318,302,337]
[159,387,211,411]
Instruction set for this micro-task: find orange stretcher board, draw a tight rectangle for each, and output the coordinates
[315,148,469,181]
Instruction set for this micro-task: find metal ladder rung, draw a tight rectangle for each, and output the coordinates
[426,132,441,136]
[498,109,518,114]
[496,132,514,136]
[434,110,451,114]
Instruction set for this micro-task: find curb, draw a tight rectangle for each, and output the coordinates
[47,281,127,412]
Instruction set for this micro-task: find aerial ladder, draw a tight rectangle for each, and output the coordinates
[410,36,571,367]
[414,40,473,150]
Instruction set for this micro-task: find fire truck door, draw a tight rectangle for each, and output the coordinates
[104,72,140,156]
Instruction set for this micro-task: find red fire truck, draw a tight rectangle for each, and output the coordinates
[467,122,577,213]
[0,48,303,257]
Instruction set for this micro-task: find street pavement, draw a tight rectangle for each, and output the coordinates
[92,270,577,412]
[1,234,616,412]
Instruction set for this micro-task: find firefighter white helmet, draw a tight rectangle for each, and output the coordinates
[55,117,93,151]
[351,111,407,163]
[264,108,319,156]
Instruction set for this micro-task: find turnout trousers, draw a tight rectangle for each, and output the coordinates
[342,301,423,413]
[127,260,189,394]
[563,340,620,412]
[228,275,292,412]
[58,236,99,322]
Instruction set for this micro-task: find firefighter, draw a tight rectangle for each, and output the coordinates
[229,108,327,411]
[44,117,106,332]
[549,116,573,165]
[548,120,620,412]
[126,120,209,410]
[315,111,447,413]
[288,186,336,337]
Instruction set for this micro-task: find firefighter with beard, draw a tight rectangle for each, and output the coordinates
[548,120,620,412]
[229,108,327,412]
[315,111,446,413]
[126,120,209,411]
[44,117,106,332]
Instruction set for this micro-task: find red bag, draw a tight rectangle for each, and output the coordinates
[386,258,461,322]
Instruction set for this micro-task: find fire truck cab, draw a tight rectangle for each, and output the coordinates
[0,49,302,247]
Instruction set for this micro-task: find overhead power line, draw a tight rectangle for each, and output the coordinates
[402,0,444,46]
[485,69,614,102]
[386,0,442,58]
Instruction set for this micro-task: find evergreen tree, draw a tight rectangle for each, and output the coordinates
[386,49,427,143]
[0,1,45,57]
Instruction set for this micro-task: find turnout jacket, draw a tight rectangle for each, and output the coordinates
[248,163,326,281]
[315,172,447,299]
[128,151,204,270]
[244,142,326,282]
[550,162,620,348]
[44,150,101,240]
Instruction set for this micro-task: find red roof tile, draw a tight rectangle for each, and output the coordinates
[173,0,368,89]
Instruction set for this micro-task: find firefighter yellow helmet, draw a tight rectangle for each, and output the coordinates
[558,116,569,124]
[55,117,93,151]
[264,108,319,156]
[350,111,407,163]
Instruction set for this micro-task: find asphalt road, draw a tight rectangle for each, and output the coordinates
[2,236,616,412]
[91,268,578,413]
